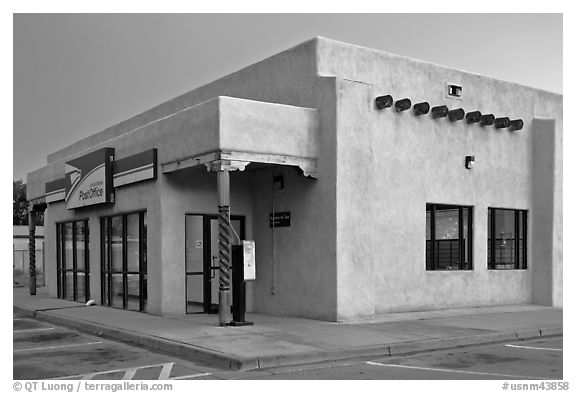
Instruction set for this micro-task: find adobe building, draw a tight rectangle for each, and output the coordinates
[25,37,562,322]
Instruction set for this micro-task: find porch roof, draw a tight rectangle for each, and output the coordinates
[26,97,319,202]
[160,96,319,177]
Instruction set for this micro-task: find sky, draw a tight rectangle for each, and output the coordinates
[13,13,562,181]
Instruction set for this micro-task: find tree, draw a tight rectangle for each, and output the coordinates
[13,179,28,225]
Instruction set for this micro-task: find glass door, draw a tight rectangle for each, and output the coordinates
[185,214,244,314]
[100,211,147,312]
[185,215,205,314]
[56,220,89,303]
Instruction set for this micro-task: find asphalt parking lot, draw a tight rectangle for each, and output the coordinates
[13,312,222,380]
[244,336,563,380]
[14,311,563,381]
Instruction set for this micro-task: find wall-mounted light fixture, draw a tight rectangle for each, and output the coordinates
[509,119,524,131]
[273,175,284,190]
[395,98,412,112]
[494,117,510,129]
[480,114,495,127]
[375,95,393,109]
[448,108,465,122]
[431,105,449,119]
[413,102,430,115]
[465,156,475,169]
[465,111,482,124]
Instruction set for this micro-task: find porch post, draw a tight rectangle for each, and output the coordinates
[217,170,232,326]
[28,204,37,295]
[204,159,249,326]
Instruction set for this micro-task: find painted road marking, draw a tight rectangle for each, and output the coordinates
[169,373,212,380]
[122,369,137,380]
[51,363,173,380]
[14,341,103,353]
[366,361,543,379]
[14,328,56,333]
[159,363,174,380]
[505,344,562,352]
[49,362,210,380]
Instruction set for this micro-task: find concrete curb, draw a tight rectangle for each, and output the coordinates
[14,305,562,371]
[254,327,562,370]
[14,306,256,370]
[14,305,37,318]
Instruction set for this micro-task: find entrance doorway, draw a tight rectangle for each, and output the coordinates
[185,214,244,314]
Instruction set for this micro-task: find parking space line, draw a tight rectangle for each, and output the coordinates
[159,363,174,380]
[14,328,56,333]
[169,373,212,380]
[366,361,542,379]
[505,344,562,352]
[50,362,175,380]
[122,369,137,380]
[14,341,103,353]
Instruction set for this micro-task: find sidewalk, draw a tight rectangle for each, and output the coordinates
[13,287,562,371]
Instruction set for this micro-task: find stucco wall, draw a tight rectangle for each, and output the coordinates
[531,118,562,308]
[320,38,561,318]
[533,94,563,309]
[218,97,319,159]
[335,78,377,320]
[249,76,338,321]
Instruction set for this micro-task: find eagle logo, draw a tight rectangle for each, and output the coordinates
[65,163,82,202]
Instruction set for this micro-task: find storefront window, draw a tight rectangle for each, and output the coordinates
[127,214,139,272]
[426,204,473,270]
[101,211,147,312]
[488,208,527,270]
[76,221,86,271]
[111,216,123,272]
[56,219,89,302]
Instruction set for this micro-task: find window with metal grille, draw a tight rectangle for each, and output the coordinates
[488,208,527,270]
[426,204,473,271]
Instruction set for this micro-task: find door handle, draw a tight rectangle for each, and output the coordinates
[211,256,218,279]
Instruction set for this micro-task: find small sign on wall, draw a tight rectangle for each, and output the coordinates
[269,212,291,227]
[195,240,203,249]
[243,240,256,281]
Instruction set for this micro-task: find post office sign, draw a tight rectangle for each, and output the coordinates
[65,148,114,209]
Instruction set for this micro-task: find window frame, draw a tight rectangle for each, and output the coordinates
[56,219,90,303]
[488,208,528,270]
[426,203,474,271]
[100,210,147,312]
